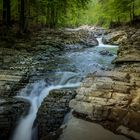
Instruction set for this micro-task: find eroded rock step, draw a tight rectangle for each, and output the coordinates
[0,69,30,140]
[37,89,77,140]
[70,70,140,140]
[0,70,29,97]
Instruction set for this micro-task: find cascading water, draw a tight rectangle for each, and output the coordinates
[12,37,118,140]
[12,79,80,140]
[97,38,118,48]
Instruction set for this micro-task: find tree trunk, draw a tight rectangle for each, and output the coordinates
[46,4,51,28]
[46,1,57,29]
[132,0,135,20]
[3,0,7,25]
[50,6,55,28]
[19,0,28,33]
[20,0,25,32]
[130,5,133,25]
[7,0,11,26]
[3,0,11,27]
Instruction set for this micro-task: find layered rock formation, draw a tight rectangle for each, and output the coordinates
[0,98,30,140]
[37,89,76,140]
[70,27,140,140]
[113,29,140,63]
[102,30,127,45]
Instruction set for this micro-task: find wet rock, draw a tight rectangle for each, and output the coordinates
[0,97,30,140]
[0,26,139,140]
[113,28,140,64]
[99,50,113,56]
[113,49,140,63]
[130,88,140,111]
[37,88,76,140]
[65,25,106,37]
[64,44,84,50]
[80,34,99,47]
[65,36,98,50]
[0,70,29,97]
[102,31,127,45]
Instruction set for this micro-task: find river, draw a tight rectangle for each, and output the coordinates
[12,37,118,140]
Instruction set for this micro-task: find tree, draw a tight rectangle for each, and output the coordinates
[81,0,140,27]
[3,0,11,27]
[19,0,30,33]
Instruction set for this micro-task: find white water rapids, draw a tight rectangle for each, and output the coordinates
[97,38,118,48]
[12,37,118,140]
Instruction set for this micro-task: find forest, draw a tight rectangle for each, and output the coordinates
[0,1,140,140]
[0,0,140,33]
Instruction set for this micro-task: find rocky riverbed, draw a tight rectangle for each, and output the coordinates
[70,27,140,140]
[0,25,139,140]
[0,26,99,140]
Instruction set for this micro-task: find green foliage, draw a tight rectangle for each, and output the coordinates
[77,0,140,27]
[0,0,91,27]
[0,0,140,28]
[26,0,91,27]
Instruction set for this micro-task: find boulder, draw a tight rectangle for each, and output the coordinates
[37,88,76,140]
[102,31,127,45]
[112,28,140,64]
[113,49,140,63]
[99,50,113,56]
[80,34,99,47]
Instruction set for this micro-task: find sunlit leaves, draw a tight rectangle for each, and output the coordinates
[78,0,140,27]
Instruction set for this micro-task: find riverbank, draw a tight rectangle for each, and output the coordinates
[69,26,140,140]
[0,25,140,140]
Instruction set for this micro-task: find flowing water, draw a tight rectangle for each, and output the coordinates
[12,38,118,140]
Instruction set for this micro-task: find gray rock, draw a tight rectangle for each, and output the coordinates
[0,70,29,97]
[102,31,127,45]
[37,88,76,140]
[69,66,140,139]
[117,125,140,140]
[99,50,113,56]
[0,98,30,140]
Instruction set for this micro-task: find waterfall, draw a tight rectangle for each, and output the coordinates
[12,77,80,140]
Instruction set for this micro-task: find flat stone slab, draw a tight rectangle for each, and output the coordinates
[113,57,140,63]
[0,74,23,82]
[0,70,29,97]
[117,126,140,140]
[59,115,130,140]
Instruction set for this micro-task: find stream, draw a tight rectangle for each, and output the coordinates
[12,38,118,140]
